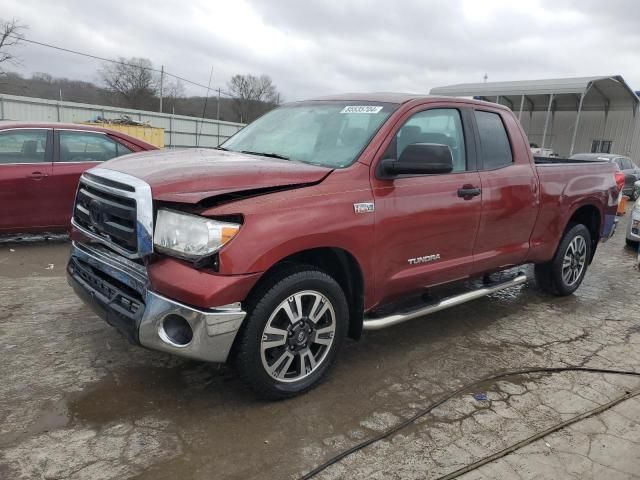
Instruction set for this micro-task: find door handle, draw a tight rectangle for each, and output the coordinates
[28,171,47,180]
[457,185,481,199]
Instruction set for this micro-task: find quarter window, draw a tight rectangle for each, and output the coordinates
[0,129,48,164]
[474,111,513,169]
[393,109,467,172]
[117,142,133,156]
[621,158,633,170]
[58,131,119,162]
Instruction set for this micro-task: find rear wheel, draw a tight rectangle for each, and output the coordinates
[535,224,591,296]
[233,266,348,400]
[626,238,639,249]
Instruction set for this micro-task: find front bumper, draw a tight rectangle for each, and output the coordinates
[67,242,246,363]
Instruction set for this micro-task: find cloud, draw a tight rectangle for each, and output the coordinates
[3,0,640,101]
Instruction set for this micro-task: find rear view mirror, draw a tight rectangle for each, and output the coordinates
[381,143,453,177]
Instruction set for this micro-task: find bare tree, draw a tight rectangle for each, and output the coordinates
[227,74,280,122]
[98,57,157,109]
[0,18,28,73]
[162,78,185,113]
[165,78,185,100]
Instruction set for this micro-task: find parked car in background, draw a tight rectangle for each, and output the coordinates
[626,180,640,248]
[67,94,620,399]
[570,153,640,200]
[0,122,158,235]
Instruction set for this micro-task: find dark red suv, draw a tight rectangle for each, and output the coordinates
[0,122,157,234]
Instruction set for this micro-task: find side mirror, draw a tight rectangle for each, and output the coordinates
[381,143,454,177]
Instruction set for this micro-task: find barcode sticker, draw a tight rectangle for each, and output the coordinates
[340,105,383,114]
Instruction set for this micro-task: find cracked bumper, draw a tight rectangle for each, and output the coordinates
[67,242,246,363]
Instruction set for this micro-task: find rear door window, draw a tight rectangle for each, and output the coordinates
[474,111,513,169]
[0,129,49,164]
[58,131,119,163]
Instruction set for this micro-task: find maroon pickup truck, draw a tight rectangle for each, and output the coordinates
[67,94,620,399]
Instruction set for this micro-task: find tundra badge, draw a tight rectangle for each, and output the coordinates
[408,254,441,265]
[353,202,375,214]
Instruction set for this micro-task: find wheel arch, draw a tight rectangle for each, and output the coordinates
[245,247,366,340]
[564,203,601,262]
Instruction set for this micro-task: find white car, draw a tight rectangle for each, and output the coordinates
[626,181,640,248]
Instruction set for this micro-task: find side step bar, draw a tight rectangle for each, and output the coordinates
[363,273,528,331]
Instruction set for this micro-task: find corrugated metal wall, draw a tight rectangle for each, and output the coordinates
[513,107,639,158]
[0,93,245,148]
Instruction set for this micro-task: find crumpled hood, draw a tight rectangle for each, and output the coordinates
[100,148,332,203]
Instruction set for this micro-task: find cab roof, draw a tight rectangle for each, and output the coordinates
[307,92,510,110]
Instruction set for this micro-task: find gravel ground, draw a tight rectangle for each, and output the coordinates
[1,207,639,480]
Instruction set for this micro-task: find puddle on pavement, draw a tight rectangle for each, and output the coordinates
[68,366,189,425]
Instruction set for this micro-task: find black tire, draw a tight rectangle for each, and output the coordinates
[626,238,639,249]
[233,265,348,400]
[534,223,592,296]
[630,190,639,201]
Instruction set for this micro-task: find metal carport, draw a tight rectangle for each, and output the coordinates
[430,76,639,156]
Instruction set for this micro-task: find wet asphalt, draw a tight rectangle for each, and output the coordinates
[1,206,639,479]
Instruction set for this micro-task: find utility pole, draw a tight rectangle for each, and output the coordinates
[217,88,221,145]
[159,65,164,113]
[197,66,214,147]
[216,88,221,120]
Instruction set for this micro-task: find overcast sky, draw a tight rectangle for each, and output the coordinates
[3,0,640,100]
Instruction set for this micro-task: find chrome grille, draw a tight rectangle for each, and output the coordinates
[74,181,138,253]
[71,168,154,259]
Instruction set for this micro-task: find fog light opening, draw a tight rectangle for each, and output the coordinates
[161,314,193,346]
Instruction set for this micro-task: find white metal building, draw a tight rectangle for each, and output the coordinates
[0,93,244,148]
[430,76,640,159]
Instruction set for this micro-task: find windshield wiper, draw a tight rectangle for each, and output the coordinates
[241,150,290,160]
[215,146,229,151]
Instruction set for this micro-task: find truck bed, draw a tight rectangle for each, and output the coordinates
[534,156,606,165]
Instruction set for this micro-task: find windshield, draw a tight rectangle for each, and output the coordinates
[222,101,397,168]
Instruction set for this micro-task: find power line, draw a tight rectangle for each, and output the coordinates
[7,34,233,97]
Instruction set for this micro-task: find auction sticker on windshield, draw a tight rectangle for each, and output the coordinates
[340,106,383,114]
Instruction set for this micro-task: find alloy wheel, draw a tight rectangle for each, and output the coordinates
[260,290,336,383]
[562,235,587,286]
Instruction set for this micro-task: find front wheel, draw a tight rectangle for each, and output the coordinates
[535,223,592,296]
[233,266,348,400]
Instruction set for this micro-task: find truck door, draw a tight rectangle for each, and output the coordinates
[0,128,54,233]
[371,106,482,305]
[470,109,539,274]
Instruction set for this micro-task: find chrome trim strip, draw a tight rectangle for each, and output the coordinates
[0,162,53,166]
[75,167,154,258]
[56,128,108,134]
[53,161,102,165]
[363,274,528,331]
[0,127,53,132]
